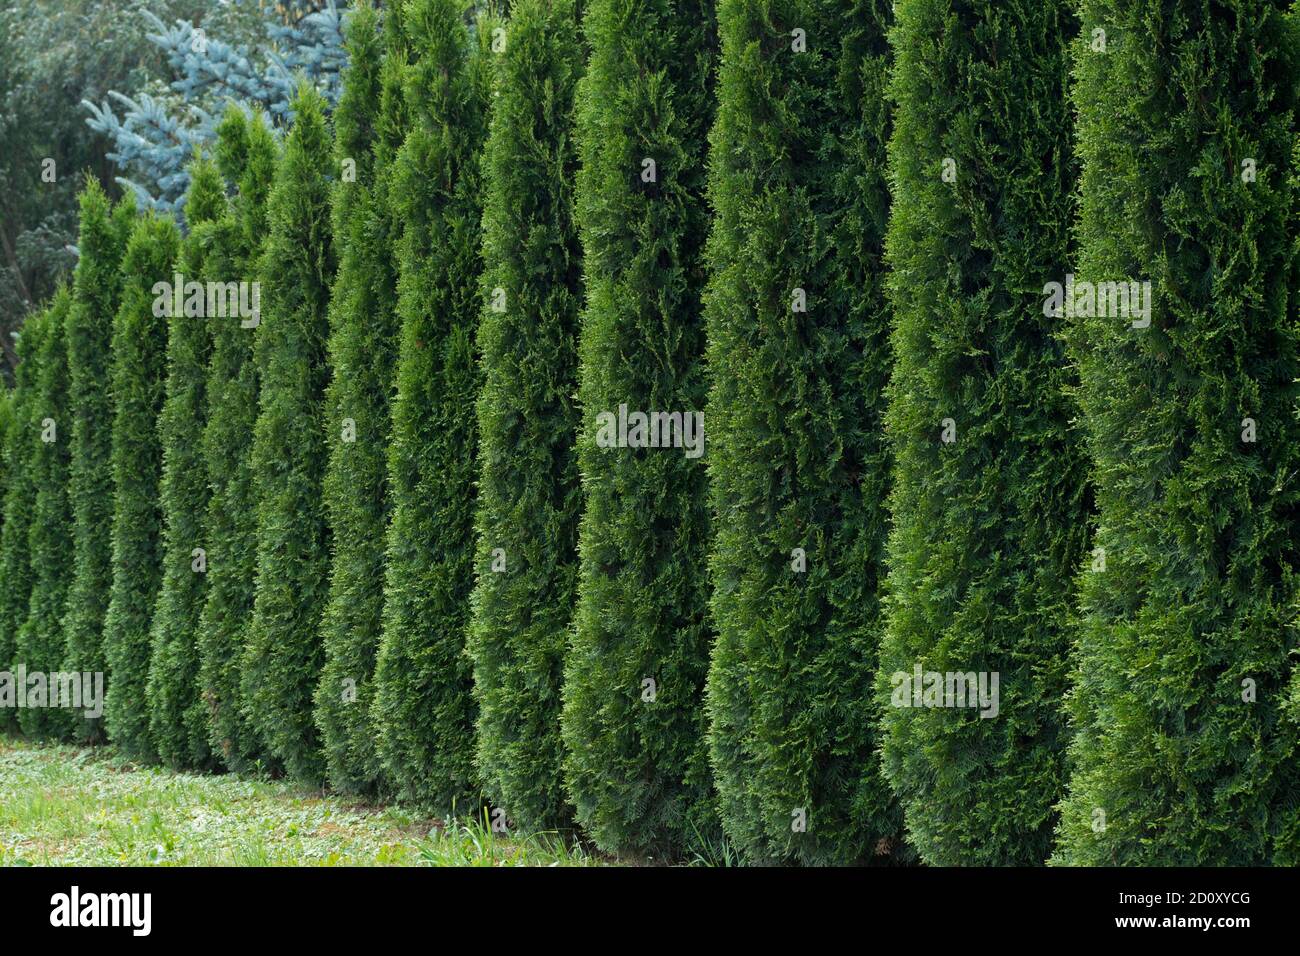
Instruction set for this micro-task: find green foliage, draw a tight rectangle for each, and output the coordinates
[101,212,179,761]
[14,287,74,738]
[242,84,336,784]
[0,308,48,730]
[315,0,398,795]
[560,0,719,856]
[197,108,280,775]
[62,182,134,743]
[877,0,1087,866]
[371,0,491,811]
[146,157,226,771]
[1054,0,1300,866]
[703,0,902,865]
[466,0,585,835]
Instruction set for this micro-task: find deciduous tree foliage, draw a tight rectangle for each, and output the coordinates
[62,183,134,743]
[0,307,47,731]
[371,0,491,811]
[1054,0,1300,866]
[242,84,336,784]
[15,287,73,738]
[197,107,278,773]
[146,156,226,771]
[703,0,902,866]
[467,0,585,835]
[102,212,179,761]
[316,0,400,795]
[560,0,720,855]
[877,0,1087,865]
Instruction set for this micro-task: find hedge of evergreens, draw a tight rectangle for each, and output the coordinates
[0,0,1297,869]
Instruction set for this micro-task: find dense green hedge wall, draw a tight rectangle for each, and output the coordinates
[703,0,902,866]
[560,0,720,856]
[146,157,226,771]
[101,212,179,761]
[370,0,491,812]
[242,85,337,784]
[1054,0,1300,866]
[466,0,586,836]
[197,107,279,774]
[315,1,399,796]
[62,185,134,744]
[877,0,1089,865]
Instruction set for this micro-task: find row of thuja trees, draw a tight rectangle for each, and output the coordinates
[1,0,1299,866]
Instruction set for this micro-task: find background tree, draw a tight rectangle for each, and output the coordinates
[467,0,585,835]
[101,211,179,761]
[560,0,720,856]
[877,0,1087,866]
[703,0,902,865]
[62,183,134,743]
[14,288,74,738]
[198,107,279,773]
[242,84,335,784]
[146,155,226,769]
[371,0,491,811]
[1054,0,1300,866]
[315,0,399,795]
[0,307,47,730]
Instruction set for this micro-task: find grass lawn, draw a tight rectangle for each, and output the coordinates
[0,736,602,866]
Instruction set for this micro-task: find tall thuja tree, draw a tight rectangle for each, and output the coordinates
[704,0,901,866]
[0,306,47,727]
[560,0,719,855]
[242,84,336,783]
[198,108,280,773]
[14,288,73,738]
[315,1,398,795]
[146,156,227,770]
[877,0,1087,866]
[101,213,179,761]
[371,0,491,810]
[63,183,134,742]
[1054,1,1300,866]
[467,0,585,835]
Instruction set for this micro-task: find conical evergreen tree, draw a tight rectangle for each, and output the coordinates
[101,212,179,761]
[877,0,1087,865]
[371,0,492,811]
[146,156,226,770]
[0,305,48,730]
[466,0,585,836]
[198,107,279,773]
[703,0,902,866]
[1054,0,1300,866]
[63,183,134,742]
[241,84,336,783]
[559,0,720,855]
[315,0,400,795]
[15,287,74,738]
